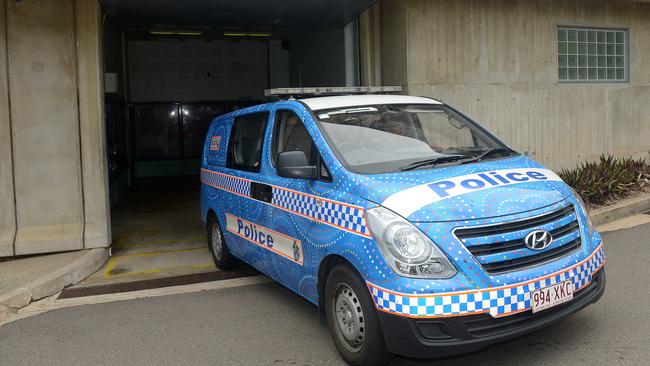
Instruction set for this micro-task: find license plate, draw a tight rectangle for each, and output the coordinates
[531,280,574,313]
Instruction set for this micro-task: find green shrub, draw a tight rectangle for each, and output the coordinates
[558,155,650,207]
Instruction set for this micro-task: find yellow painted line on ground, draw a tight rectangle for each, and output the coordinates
[113,246,209,259]
[103,256,119,279]
[103,264,216,279]
[106,269,163,278]
[103,247,210,279]
[190,263,217,270]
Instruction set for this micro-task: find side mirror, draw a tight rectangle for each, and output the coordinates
[277,151,317,179]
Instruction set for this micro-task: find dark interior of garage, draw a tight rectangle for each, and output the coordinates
[95,0,370,284]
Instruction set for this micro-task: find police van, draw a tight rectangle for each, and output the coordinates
[200,87,605,365]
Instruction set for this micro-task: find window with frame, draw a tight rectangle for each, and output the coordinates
[557,26,628,82]
[226,112,269,172]
[272,110,331,180]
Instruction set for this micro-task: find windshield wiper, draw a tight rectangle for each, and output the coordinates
[456,148,512,165]
[400,148,512,171]
[400,155,471,171]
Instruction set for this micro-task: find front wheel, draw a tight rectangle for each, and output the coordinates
[207,213,235,270]
[324,264,393,366]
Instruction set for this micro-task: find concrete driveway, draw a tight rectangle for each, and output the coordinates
[0,222,648,365]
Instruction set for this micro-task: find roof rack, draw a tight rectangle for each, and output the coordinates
[264,86,403,99]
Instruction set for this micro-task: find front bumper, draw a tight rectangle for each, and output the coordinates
[378,268,605,359]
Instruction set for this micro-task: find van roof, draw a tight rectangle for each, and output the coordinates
[299,94,442,111]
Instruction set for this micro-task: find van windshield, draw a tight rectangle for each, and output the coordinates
[315,104,515,174]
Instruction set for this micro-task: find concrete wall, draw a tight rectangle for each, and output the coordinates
[379,0,407,86]
[269,40,291,88]
[359,3,382,86]
[0,0,109,257]
[289,29,347,87]
[128,39,270,102]
[361,0,650,170]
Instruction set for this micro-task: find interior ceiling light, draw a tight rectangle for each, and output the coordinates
[223,32,272,37]
[149,30,202,36]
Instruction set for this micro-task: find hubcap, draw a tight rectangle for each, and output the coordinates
[211,223,223,261]
[332,283,365,353]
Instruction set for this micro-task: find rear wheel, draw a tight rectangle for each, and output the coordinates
[207,213,235,270]
[324,264,392,366]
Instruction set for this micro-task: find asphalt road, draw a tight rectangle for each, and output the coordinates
[1,224,649,366]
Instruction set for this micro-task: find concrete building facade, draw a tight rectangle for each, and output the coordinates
[1,0,649,257]
[360,0,650,169]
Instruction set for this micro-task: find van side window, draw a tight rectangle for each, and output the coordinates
[226,112,269,172]
[272,110,331,180]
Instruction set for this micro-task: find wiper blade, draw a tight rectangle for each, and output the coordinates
[400,155,470,171]
[457,148,512,165]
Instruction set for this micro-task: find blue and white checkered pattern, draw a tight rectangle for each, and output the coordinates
[200,169,370,238]
[201,169,251,197]
[369,245,605,318]
[272,187,371,237]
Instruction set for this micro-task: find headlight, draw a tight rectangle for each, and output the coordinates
[365,206,457,279]
[570,188,595,237]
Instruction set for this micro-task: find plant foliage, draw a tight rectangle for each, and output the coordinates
[558,155,650,207]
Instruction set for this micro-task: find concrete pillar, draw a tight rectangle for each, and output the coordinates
[7,0,83,255]
[76,0,111,249]
[359,2,382,86]
[378,0,407,88]
[344,19,360,87]
[0,0,15,257]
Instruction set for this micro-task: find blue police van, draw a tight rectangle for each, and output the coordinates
[200,87,605,365]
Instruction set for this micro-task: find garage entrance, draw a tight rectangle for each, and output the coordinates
[68,0,371,294]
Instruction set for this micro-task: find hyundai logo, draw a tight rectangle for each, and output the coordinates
[524,230,553,251]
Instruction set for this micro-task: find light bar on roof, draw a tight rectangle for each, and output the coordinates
[264,86,403,97]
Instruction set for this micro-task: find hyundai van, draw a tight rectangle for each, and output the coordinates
[200,89,605,365]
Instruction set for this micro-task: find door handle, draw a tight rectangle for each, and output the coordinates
[251,182,273,203]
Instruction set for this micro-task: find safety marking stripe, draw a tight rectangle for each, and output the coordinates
[367,243,604,319]
[201,169,251,198]
[201,168,371,238]
[271,186,371,238]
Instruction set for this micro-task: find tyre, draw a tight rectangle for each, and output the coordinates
[324,264,393,366]
[206,213,235,270]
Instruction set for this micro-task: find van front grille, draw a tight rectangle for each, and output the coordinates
[454,204,582,274]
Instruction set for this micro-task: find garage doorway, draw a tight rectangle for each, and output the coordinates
[89,0,367,291]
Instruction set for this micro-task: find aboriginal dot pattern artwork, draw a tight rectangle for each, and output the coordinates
[200,99,605,317]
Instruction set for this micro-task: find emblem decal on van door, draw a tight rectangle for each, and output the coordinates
[381,168,564,218]
[210,135,221,151]
[225,213,304,265]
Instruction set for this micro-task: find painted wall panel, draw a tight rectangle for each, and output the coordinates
[7,0,83,254]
